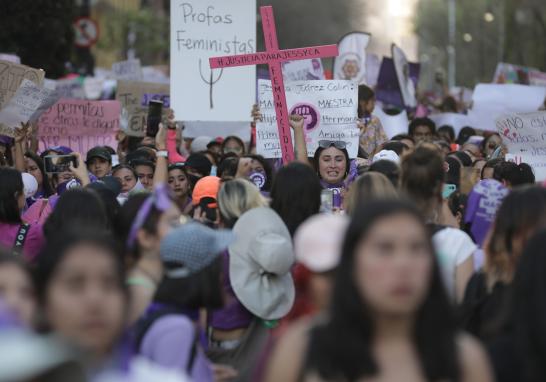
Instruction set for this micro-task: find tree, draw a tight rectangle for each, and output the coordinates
[0,0,76,78]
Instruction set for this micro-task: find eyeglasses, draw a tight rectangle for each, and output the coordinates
[126,183,173,249]
[318,140,347,150]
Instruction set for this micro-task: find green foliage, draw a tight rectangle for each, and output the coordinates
[0,0,75,78]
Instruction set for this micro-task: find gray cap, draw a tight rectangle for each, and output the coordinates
[160,222,234,278]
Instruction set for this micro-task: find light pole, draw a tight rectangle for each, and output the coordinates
[448,0,456,88]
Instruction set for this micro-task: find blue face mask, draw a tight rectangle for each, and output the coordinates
[249,171,266,190]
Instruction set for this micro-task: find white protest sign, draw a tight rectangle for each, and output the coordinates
[112,59,143,81]
[506,153,546,182]
[256,79,359,158]
[373,107,408,138]
[496,111,546,156]
[0,54,20,64]
[282,59,325,82]
[183,120,250,140]
[429,113,472,135]
[0,79,59,136]
[366,53,381,88]
[83,77,104,100]
[54,77,85,99]
[170,0,256,122]
[469,84,546,131]
[333,32,370,85]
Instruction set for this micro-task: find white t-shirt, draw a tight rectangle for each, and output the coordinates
[432,227,477,300]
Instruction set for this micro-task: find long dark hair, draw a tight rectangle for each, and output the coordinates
[154,258,223,310]
[24,151,54,197]
[0,168,23,224]
[270,162,321,236]
[43,188,109,241]
[357,85,375,118]
[305,200,459,381]
[313,145,350,180]
[511,230,546,382]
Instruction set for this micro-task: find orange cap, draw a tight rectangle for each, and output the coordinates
[192,176,221,207]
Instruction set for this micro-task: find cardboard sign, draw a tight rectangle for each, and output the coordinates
[170,0,256,122]
[0,59,45,111]
[37,99,120,155]
[282,59,325,82]
[116,80,169,137]
[469,84,546,131]
[506,153,546,182]
[256,79,359,159]
[0,79,59,136]
[112,59,143,81]
[333,32,371,85]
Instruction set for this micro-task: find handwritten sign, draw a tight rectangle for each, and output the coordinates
[37,99,120,155]
[53,77,85,99]
[209,6,339,163]
[112,59,143,81]
[282,59,325,82]
[0,79,59,136]
[116,80,169,137]
[0,59,45,111]
[496,111,546,156]
[170,0,256,122]
[256,79,359,159]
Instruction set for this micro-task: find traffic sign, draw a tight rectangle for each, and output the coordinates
[73,17,99,48]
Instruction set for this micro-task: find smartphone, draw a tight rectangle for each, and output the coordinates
[44,155,78,173]
[442,184,457,199]
[320,189,334,213]
[146,99,163,137]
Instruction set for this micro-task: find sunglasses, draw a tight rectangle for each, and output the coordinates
[126,183,173,249]
[318,140,347,150]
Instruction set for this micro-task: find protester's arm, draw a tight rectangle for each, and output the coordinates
[69,152,91,186]
[459,334,494,382]
[28,121,38,154]
[455,255,474,303]
[289,114,310,165]
[153,124,168,186]
[13,123,28,172]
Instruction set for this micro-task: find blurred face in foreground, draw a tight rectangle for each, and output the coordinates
[44,244,126,356]
[0,263,35,327]
[354,213,432,316]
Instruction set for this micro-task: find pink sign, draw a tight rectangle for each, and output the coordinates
[209,6,338,164]
[37,99,120,155]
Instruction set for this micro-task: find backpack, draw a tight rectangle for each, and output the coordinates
[134,306,199,374]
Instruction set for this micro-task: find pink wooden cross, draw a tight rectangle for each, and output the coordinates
[209,6,338,163]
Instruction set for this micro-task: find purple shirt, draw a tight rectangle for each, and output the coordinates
[464,179,508,247]
[0,222,44,262]
[140,315,213,381]
[209,251,254,330]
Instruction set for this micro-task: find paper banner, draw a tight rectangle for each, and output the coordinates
[375,57,420,109]
[0,79,60,137]
[373,107,408,139]
[429,113,472,135]
[112,59,143,81]
[183,120,250,140]
[469,84,546,131]
[170,0,256,121]
[116,80,170,137]
[333,32,371,85]
[282,59,325,82]
[37,99,120,155]
[256,79,359,158]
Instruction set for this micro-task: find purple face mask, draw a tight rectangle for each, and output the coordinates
[126,183,173,249]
